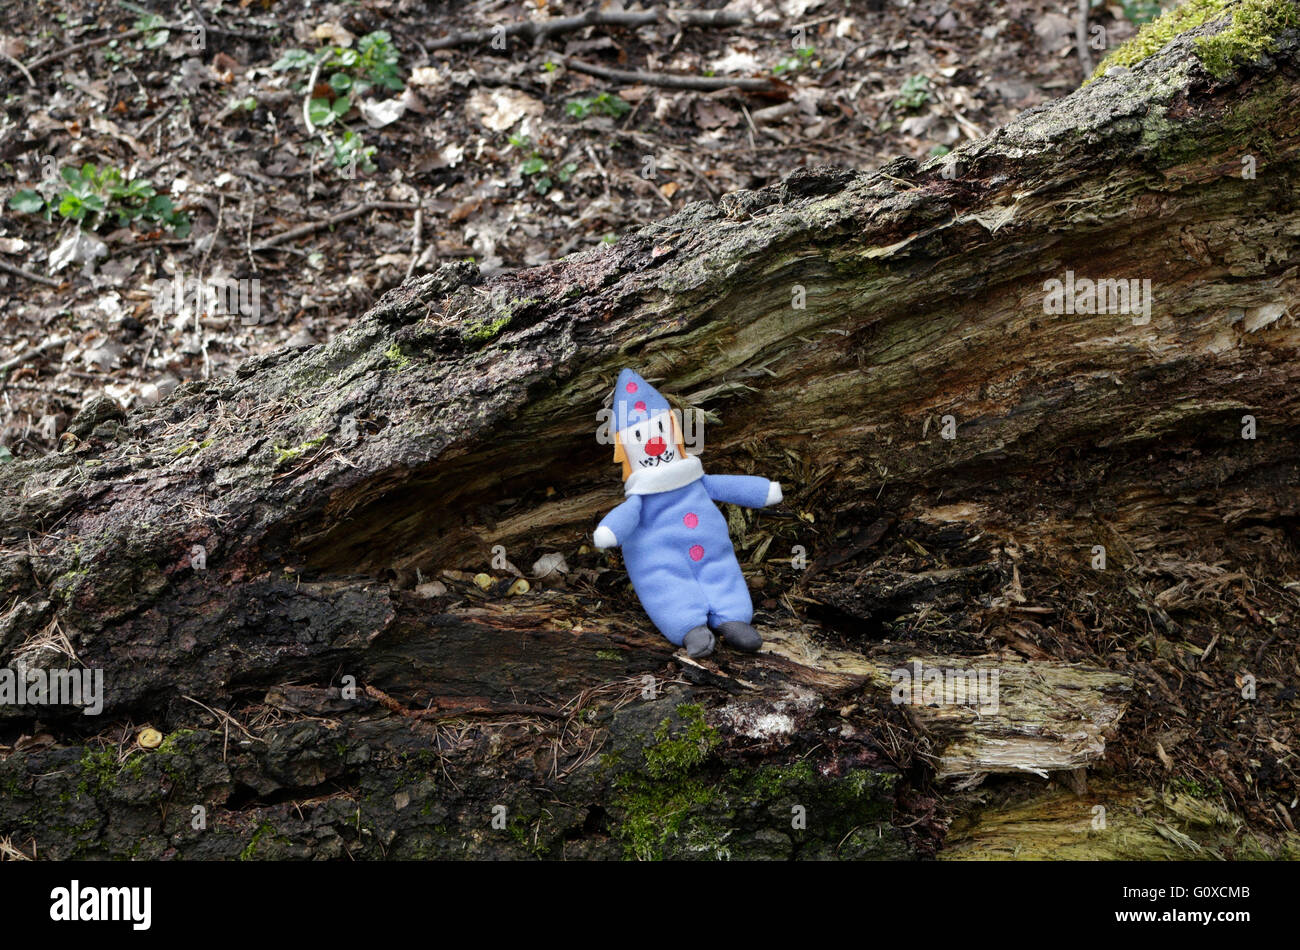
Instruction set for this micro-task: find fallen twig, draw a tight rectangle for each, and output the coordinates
[252,201,418,251]
[560,55,789,95]
[25,23,184,71]
[365,684,564,720]
[0,336,68,374]
[302,55,324,137]
[427,6,746,51]
[0,259,61,288]
[0,48,35,87]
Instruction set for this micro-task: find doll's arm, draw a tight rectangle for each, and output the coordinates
[702,474,782,509]
[594,495,643,548]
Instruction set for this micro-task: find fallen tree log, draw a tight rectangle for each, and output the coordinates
[2,15,1299,859]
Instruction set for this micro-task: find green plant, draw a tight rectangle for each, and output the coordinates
[274,30,404,97]
[308,94,352,128]
[506,134,576,195]
[565,91,631,120]
[133,13,171,49]
[893,74,932,112]
[274,31,402,176]
[8,163,190,236]
[330,130,377,173]
[773,47,816,74]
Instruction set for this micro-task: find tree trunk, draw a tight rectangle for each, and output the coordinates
[2,21,1299,859]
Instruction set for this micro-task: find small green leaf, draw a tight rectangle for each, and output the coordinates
[308,97,336,125]
[146,194,174,217]
[8,190,45,213]
[57,193,85,220]
[272,49,312,70]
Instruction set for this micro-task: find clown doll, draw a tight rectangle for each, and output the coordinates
[593,369,783,658]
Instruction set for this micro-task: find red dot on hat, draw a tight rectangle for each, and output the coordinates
[689,545,704,561]
[634,400,646,412]
[626,382,638,393]
[683,512,698,528]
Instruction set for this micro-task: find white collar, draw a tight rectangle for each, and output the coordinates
[624,455,703,495]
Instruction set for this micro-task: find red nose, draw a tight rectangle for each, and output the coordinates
[645,437,666,457]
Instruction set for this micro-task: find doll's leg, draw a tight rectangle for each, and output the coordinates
[699,555,754,628]
[633,563,712,646]
[699,554,762,651]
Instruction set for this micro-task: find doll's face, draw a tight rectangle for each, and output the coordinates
[620,410,677,469]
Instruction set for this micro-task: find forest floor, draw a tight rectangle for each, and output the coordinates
[0,0,1142,455]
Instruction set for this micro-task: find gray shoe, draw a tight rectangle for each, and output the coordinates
[683,625,716,658]
[714,621,762,652]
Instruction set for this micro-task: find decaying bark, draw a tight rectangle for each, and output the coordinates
[2,20,1299,859]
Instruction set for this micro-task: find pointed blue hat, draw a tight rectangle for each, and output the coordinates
[611,368,671,434]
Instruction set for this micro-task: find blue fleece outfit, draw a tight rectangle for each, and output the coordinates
[597,370,778,646]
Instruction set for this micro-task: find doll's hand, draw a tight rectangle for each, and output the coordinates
[593,526,618,548]
[765,481,783,506]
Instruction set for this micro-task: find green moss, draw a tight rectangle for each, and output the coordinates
[76,748,119,796]
[272,435,328,466]
[595,649,622,661]
[609,700,903,860]
[384,343,412,369]
[239,821,276,861]
[507,815,550,857]
[1170,775,1225,799]
[1090,0,1300,81]
[643,703,719,779]
[613,704,724,860]
[615,775,723,860]
[459,296,536,343]
[460,314,510,343]
[155,729,196,756]
[743,759,816,799]
[1165,70,1289,162]
[121,755,145,781]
